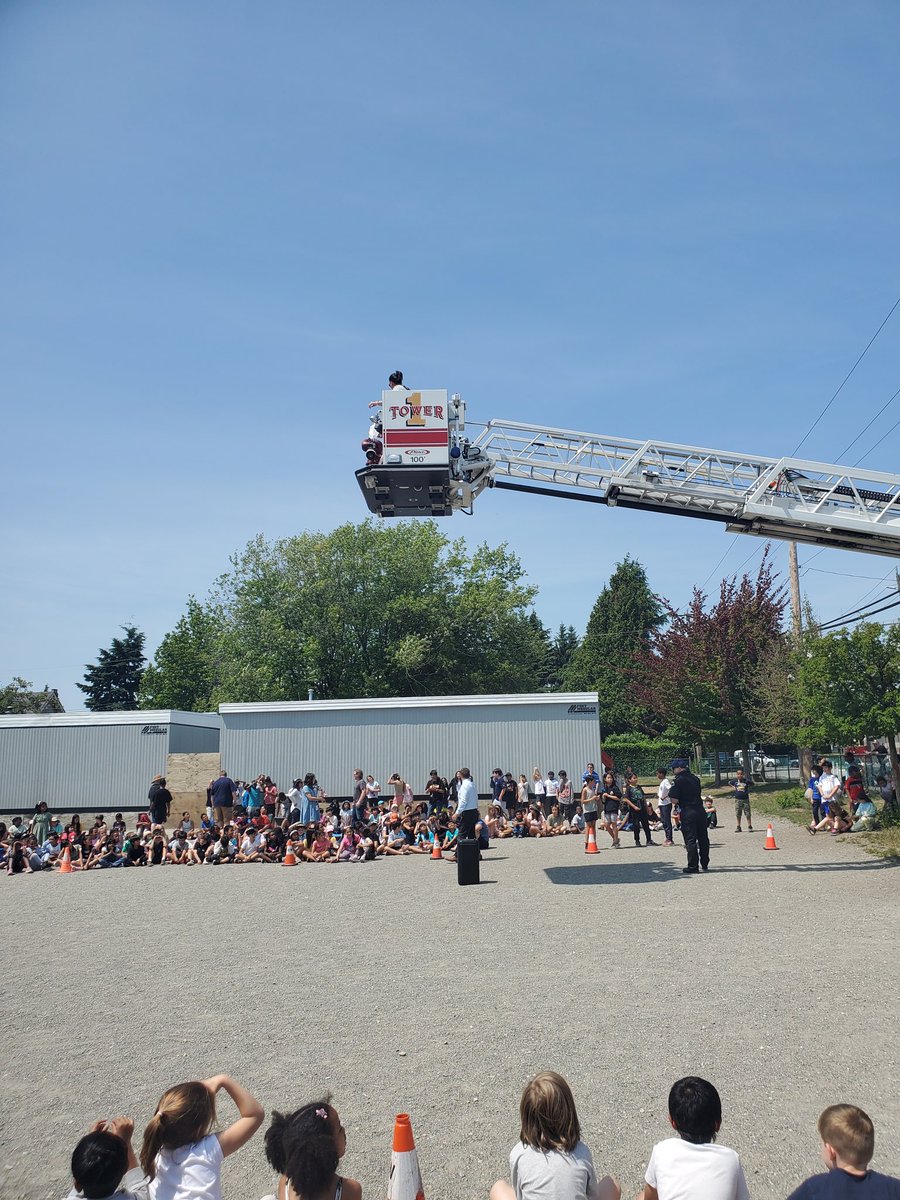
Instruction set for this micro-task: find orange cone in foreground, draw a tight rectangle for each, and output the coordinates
[387,1113,425,1200]
[764,822,778,850]
[585,826,599,854]
[283,840,297,866]
[58,846,73,874]
[430,836,442,860]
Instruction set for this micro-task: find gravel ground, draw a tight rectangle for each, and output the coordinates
[1,818,898,1200]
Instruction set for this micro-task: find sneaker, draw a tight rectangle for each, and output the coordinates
[701,865,709,872]
[747,825,753,831]
[646,840,657,846]
[682,866,699,874]
[735,826,742,833]
[664,840,674,846]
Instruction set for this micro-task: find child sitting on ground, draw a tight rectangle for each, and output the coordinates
[66,1116,147,1200]
[261,1096,362,1200]
[491,1070,619,1200]
[703,796,718,829]
[786,1104,900,1198]
[640,1076,749,1200]
[141,1074,263,1199]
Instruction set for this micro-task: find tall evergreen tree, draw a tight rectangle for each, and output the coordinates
[563,557,663,732]
[77,626,146,711]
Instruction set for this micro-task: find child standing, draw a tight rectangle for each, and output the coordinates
[262,1097,362,1200]
[491,1071,619,1200]
[787,1104,900,1198]
[641,1077,748,1200]
[140,1074,263,1200]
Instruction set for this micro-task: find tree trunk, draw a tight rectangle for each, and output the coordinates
[742,745,752,779]
[799,747,813,784]
[888,731,900,789]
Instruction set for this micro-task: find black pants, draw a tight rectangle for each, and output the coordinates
[457,809,479,841]
[681,806,710,871]
[632,807,653,845]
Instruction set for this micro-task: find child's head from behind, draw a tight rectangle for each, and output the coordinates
[668,1076,721,1144]
[818,1104,874,1170]
[140,1081,216,1179]
[519,1071,580,1154]
[265,1097,344,1197]
[71,1130,128,1199]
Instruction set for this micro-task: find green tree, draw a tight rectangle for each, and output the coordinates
[138,599,225,711]
[789,621,900,785]
[141,520,547,704]
[77,626,146,711]
[563,557,663,733]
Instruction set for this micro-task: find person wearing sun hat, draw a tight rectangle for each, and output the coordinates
[668,757,709,874]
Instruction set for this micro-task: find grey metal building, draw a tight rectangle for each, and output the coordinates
[0,710,220,813]
[219,693,601,797]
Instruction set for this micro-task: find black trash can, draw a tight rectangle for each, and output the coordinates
[456,837,480,886]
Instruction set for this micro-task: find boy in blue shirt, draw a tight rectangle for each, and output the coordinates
[787,1104,900,1198]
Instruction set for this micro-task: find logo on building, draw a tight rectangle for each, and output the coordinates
[141,724,167,735]
[567,704,597,715]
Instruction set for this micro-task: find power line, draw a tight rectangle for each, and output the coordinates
[791,293,900,456]
[802,567,892,581]
[837,383,900,460]
[815,587,897,628]
[852,409,900,467]
[817,594,900,632]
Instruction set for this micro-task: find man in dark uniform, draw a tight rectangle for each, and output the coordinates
[668,757,709,874]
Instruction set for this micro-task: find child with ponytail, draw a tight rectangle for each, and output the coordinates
[262,1097,361,1200]
[140,1074,263,1199]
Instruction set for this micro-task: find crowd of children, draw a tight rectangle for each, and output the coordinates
[6,754,896,876]
[62,1069,898,1199]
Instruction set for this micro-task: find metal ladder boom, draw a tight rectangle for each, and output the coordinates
[470,419,900,558]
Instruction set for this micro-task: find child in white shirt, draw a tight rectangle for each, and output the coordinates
[641,1076,749,1200]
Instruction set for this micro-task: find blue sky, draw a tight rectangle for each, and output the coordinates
[2,1,899,709]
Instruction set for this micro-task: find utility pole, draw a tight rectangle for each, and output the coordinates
[788,542,802,637]
[788,542,812,781]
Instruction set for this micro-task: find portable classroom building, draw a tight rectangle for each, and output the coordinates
[0,710,220,813]
[219,693,601,798]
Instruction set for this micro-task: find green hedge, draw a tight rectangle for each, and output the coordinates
[602,735,684,779]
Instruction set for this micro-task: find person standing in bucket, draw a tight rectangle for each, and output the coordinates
[668,758,709,874]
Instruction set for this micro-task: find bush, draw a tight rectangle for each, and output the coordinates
[776,787,808,810]
[603,735,684,779]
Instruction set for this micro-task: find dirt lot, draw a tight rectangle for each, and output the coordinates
[1,817,897,1200]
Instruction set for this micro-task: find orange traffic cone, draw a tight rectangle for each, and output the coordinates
[283,840,297,866]
[387,1113,424,1200]
[58,846,73,874]
[430,836,442,860]
[764,822,778,850]
[585,826,599,854]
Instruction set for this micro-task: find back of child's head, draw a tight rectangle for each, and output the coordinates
[668,1076,722,1144]
[519,1071,580,1153]
[265,1097,338,1196]
[72,1130,128,1199]
[818,1104,874,1168]
[140,1081,216,1179]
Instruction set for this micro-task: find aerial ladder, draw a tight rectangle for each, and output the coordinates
[356,389,900,558]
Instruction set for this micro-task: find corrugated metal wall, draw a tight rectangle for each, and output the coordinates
[221,700,601,797]
[0,719,221,813]
[0,724,168,812]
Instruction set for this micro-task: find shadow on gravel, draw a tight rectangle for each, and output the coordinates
[544,862,680,885]
[544,857,898,886]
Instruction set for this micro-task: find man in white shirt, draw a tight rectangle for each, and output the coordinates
[454,767,480,841]
[657,768,674,846]
[543,771,560,817]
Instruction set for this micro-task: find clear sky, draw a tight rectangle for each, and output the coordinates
[2,1,899,710]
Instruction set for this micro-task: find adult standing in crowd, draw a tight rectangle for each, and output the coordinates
[455,767,480,841]
[210,770,236,827]
[543,770,559,818]
[148,776,172,827]
[300,774,324,825]
[557,770,574,823]
[351,769,367,823]
[656,768,674,846]
[669,758,709,874]
[425,770,448,816]
[729,768,753,833]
